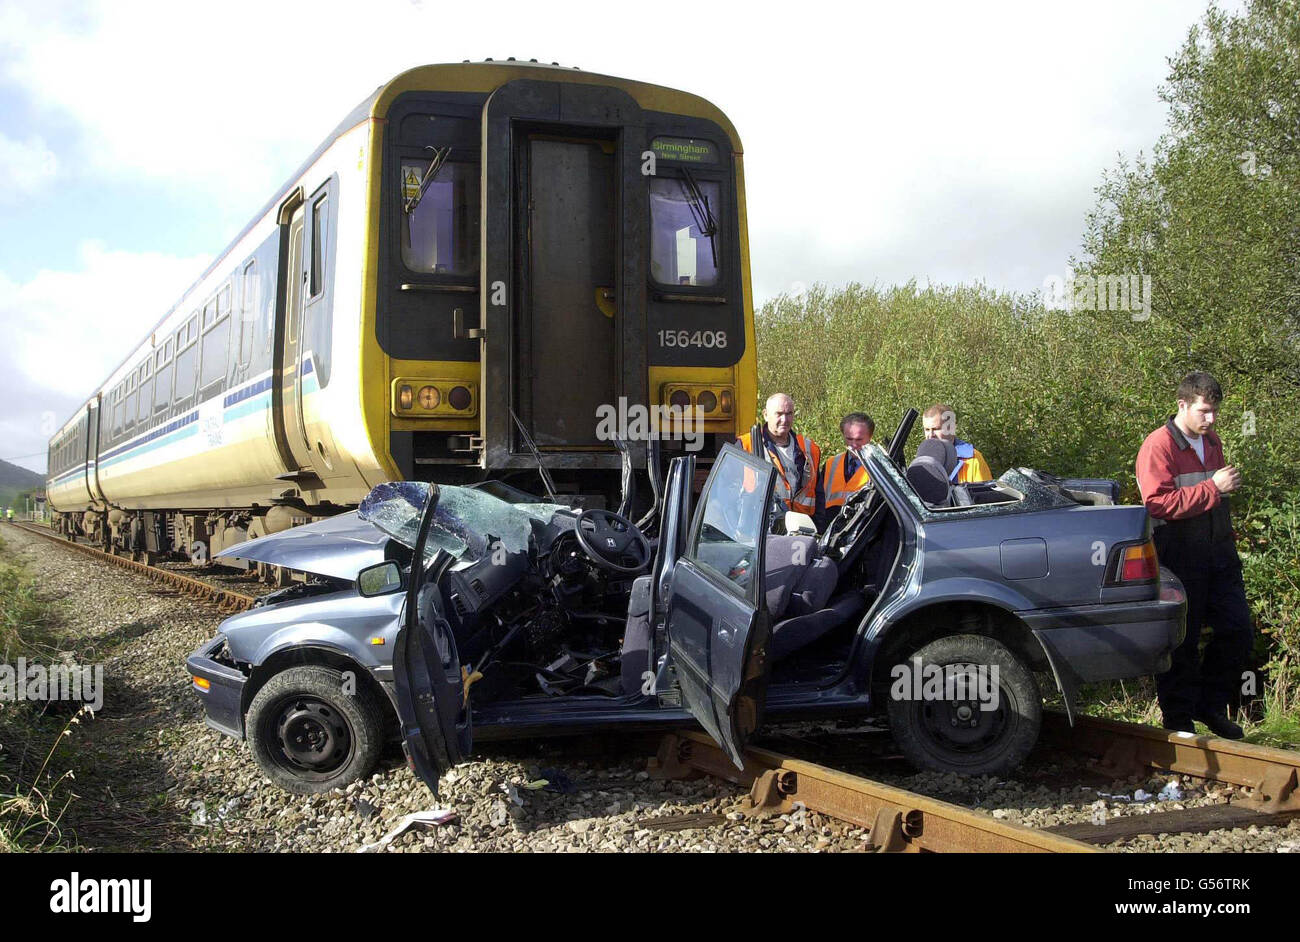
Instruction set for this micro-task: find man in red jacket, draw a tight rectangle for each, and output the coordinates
[1135,371,1252,739]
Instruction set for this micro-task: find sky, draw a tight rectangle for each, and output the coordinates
[0,0,1240,474]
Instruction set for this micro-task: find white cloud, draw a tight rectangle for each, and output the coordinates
[0,0,1246,297]
[0,241,210,403]
[0,132,57,202]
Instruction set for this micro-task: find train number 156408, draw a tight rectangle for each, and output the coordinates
[657,330,728,349]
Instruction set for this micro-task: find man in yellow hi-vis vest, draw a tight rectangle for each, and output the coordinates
[922,403,992,484]
[819,412,874,527]
[736,393,822,516]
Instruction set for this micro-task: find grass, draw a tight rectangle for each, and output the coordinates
[0,708,91,852]
[0,533,87,852]
[1073,677,1300,749]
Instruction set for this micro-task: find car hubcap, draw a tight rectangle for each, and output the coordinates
[275,698,352,772]
[919,667,1009,753]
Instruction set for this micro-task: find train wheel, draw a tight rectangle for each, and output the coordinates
[247,666,384,794]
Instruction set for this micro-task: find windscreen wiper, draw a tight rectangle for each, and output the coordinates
[403,145,452,215]
[680,169,719,269]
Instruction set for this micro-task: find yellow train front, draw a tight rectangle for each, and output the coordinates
[47,61,757,559]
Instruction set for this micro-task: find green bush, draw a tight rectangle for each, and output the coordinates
[755,282,1299,731]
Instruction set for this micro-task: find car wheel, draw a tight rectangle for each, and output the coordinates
[247,665,384,795]
[886,634,1041,776]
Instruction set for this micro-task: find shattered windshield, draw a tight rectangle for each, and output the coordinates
[358,481,568,563]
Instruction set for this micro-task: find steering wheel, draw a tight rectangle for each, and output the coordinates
[574,509,652,574]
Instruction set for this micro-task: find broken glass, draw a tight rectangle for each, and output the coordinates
[358,481,569,563]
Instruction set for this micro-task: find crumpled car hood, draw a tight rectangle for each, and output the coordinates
[216,511,387,580]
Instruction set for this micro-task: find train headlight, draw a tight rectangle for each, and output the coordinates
[661,384,736,424]
[391,378,478,417]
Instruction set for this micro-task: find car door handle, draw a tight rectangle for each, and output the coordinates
[715,620,741,647]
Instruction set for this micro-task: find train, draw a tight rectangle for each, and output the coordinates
[46,61,758,572]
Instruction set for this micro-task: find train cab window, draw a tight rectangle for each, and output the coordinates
[399,159,479,276]
[649,176,721,287]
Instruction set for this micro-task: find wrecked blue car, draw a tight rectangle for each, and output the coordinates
[188,411,1187,794]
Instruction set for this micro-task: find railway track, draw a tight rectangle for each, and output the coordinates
[653,714,1300,852]
[3,520,257,613]
[7,519,1297,852]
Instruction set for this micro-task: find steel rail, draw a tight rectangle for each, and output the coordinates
[652,729,1098,853]
[1042,711,1300,812]
[3,521,256,614]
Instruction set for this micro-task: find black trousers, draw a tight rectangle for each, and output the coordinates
[1155,542,1254,720]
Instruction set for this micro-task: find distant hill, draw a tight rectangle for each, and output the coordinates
[0,458,44,511]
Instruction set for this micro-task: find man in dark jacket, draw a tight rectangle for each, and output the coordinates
[1135,372,1252,739]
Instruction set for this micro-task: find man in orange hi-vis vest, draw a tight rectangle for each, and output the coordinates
[736,393,822,516]
[819,412,874,527]
[922,403,992,484]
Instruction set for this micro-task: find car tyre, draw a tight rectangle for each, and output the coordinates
[247,665,384,795]
[887,634,1041,776]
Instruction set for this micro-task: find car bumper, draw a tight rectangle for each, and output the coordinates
[1020,575,1188,682]
[186,635,248,740]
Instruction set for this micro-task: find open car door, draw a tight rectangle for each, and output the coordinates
[663,444,778,768]
[363,482,472,794]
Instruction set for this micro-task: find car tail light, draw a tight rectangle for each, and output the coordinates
[1118,540,1158,583]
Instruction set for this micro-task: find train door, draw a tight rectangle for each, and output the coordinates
[520,136,617,451]
[86,398,104,504]
[275,200,315,476]
[480,80,649,474]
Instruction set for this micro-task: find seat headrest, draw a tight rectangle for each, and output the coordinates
[907,454,952,506]
[915,438,957,473]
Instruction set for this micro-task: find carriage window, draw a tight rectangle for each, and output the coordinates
[239,259,258,366]
[200,316,230,390]
[310,195,328,296]
[154,358,172,412]
[650,176,720,287]
[138,372,152,424]
[175,318,199,403]
[400,160,479,276]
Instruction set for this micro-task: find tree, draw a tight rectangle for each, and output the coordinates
[1077,0,1300,505]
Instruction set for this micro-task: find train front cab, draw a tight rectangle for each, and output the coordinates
[366,64,758,504]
